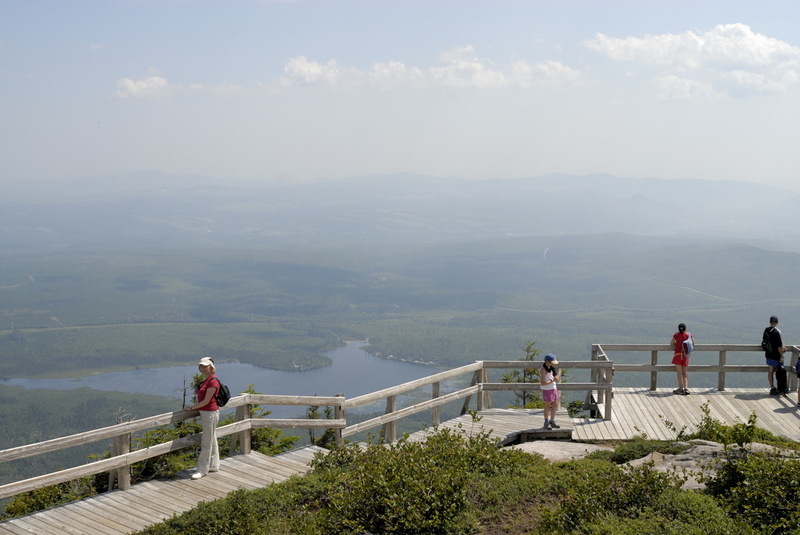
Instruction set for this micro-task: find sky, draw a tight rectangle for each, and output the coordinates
[1,0,799,190]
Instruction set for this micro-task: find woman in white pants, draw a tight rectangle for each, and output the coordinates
[186,356,220,479]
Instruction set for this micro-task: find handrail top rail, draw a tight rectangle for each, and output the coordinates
[344,361,483,408]
[478,360,613,369]
[594,343,799,351]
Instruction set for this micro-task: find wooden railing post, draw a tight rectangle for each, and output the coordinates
[381,395,397,443]
[231,402,251,455]
[477,366,490,410]
[587,346,599,410]
[718,350,727,391]
[596,365,605,405]
[431,382,441,426]
[604,367,613,421]
[112,433,131,491]
[461,369,482,414]
[650,350,658,391]
[334,393,345,446]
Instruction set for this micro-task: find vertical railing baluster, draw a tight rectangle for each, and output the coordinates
[382,395,396,443]
[432,382,441,426]
[650,350,658,391]
[334,393,345,446]
[233,401,251,455]
[112,433,131,491]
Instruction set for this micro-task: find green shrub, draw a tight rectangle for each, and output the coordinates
[541,458,685,532]
[583,448,616,462]
[464,448,550,527]
[315,428,494,534]
[2,477,97,519]
[585,507,756,535]
[609,437,668,464]
[703,449,800,534]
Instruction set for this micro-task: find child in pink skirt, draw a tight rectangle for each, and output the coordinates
[540,353,560,429]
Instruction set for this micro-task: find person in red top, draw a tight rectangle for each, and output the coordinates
[670,323,693,396]
[185,356,220,479]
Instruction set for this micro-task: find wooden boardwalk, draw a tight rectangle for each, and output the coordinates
[3,387,800,534]
[0,447,325,535]
[407,388,800,445]
[406,407,573,445]
[572,387,800,442]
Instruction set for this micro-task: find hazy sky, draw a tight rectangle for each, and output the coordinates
[2,1,799,189]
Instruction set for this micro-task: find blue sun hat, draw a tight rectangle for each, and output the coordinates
[544,353,558,365]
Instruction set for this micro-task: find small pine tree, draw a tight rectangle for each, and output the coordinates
[500,341,543,408]
[500,340,564,408]
[306,401,338,448]
[241,384,299,455]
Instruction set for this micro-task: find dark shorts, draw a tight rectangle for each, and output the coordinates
[766,358,781,368]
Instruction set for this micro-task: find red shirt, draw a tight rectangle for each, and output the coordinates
[197,375,220,411]
[673,331,691,357]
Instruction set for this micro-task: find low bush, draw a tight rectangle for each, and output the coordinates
[607,437,668,464]
[677,401,798,450]
[540,458,686,532]
[703,449,800,534]
[314,427,521,534]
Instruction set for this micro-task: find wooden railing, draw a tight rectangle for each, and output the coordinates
[0,394,345,500]
[593,344,800,392]
[0,359,614,500]
[341,359,614,442]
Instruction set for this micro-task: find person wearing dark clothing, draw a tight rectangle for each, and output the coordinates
[763,316,786,395]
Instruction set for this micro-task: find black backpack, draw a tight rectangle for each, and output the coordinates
[214,378,231,407]
[762,328,774,353]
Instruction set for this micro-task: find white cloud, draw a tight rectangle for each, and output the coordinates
[428,45,507,88]
[280,56,346,87]
[586,23,800,95]
[278,46,582,90]
[116,48,582,100]
[114,76,171,100]
[369,61,424,87]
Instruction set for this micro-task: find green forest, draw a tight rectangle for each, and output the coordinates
[3,235,798,381]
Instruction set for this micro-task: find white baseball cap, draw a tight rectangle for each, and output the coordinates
[198,357,215,369]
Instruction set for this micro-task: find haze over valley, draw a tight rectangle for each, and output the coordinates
[3,172,799,377]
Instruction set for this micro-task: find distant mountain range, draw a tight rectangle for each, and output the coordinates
[2,171,798,253]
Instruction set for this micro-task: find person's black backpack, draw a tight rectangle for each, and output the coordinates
[214,378,231,407]
[762,328,774,353]
[776,363,788,395]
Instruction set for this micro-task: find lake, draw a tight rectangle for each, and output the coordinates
[1,341,456,418]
